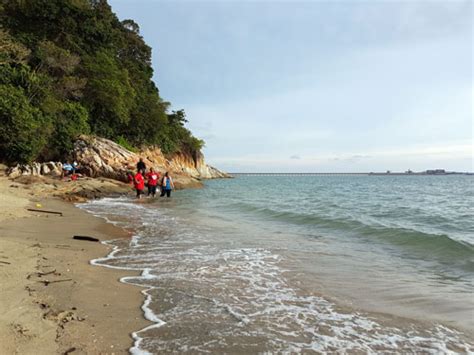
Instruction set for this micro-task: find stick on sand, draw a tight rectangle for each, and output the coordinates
[27,208,63,216]
[73,235,100,242]
[38,279,73,286]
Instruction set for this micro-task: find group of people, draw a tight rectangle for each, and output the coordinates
[129,158,174,199]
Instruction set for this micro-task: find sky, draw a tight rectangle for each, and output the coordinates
[109,0,473,173]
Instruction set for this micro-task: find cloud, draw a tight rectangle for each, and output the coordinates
[207,142,473,173]
[348,155,372,161]
[326,154,372,162]
[109,0,473,173]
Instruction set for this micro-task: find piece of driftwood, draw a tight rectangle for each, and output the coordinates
[38,278,72,286]
[0,261,11,265]
[38,269,57,276]
[27,208,63,216]
[73,235,99,242]
[27,269,57,279]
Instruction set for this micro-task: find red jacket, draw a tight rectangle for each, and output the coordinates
[146,172,160,186]
[134,172,145,190]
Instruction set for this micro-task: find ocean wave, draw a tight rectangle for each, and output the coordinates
[80,196,474,353]
[226,202,474,269]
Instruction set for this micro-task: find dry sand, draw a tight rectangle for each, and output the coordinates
[0,173,149,354]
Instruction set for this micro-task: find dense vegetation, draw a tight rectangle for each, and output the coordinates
[0,0,204,164]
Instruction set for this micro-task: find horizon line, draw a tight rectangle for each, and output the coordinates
[228,171,473,175]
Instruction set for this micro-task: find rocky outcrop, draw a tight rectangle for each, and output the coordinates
[138,146,229,179]
[72,136,135,181]
[6,135,229,187]
[7,162,63,179]
[73,135,229,180]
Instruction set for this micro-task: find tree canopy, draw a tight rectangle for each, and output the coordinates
[0,0,204,164]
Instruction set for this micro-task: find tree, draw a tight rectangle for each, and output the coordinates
[82,50,136,137]
[45,101,90,159]
[0,0,205,163]
[0,30,30,65]
[0,85,51,163]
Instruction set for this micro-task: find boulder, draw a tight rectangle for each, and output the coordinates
[7,166,22,178]
[31,162,41,176]
[50,164,62,177]
[21,165,31,175]
[41,164,50,175]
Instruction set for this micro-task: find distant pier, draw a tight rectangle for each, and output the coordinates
[230,172,473,177]
[230,173,369,176]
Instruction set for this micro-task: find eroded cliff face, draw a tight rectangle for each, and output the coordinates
[7,135,228,190]
[73,135,229,181]
[138,146,229,179]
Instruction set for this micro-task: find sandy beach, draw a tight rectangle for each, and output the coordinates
[0,171,149,354]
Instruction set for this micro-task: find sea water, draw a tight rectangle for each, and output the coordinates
[80,175,474,353]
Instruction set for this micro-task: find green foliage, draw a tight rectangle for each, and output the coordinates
[36,40,80,75]
[183,135,205,155]
[0,85,51,163]
[0,29,30,65]
[116,136,137,153]
[160,110,205,157]
[156,128,180,155]
[0,0,204,163]
[46,101,90,159]
[122,93,167,146]
[82,50,136,137]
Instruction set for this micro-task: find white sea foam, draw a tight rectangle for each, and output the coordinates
[81,197,474,354]
[89,239,167,355]
[82,198,169,354]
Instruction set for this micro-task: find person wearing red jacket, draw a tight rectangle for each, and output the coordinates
[146,168,160,197]
[134,169,145,199]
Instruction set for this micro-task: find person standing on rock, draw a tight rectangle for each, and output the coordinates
[146,168,160,197]
[134,169,145,199]
[160,172,174,198]
[136,158,146,173]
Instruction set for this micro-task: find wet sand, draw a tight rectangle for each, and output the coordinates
[0,175,149,354]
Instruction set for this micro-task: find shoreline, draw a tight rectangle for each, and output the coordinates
[87,237,167,355]
[0,175,150,354]
[2,172,473,353]
[78,190,474,353]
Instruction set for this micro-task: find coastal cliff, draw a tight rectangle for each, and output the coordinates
[7,135,228,187]
[73,135,229,180]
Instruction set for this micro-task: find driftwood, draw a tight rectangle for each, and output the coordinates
[27,208,63,216]
[37,269,57,277]
[73,235,99,242]
[38,278,72,286]
[0,261,11,265]
[27,269,57,279]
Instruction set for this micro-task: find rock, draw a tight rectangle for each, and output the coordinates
[21,165,31,175]
[72,135,228,182]
[50,163,63,177]
[7,166,22,178]
[31,162,41,176]
[41,164,50,175]
[5,135,228,187]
